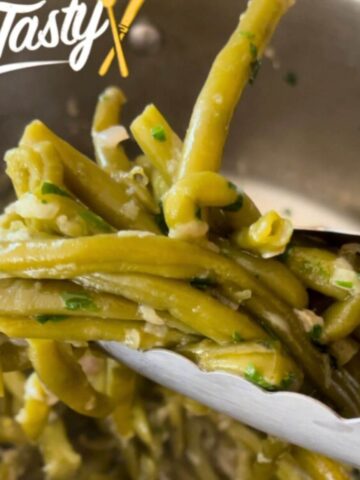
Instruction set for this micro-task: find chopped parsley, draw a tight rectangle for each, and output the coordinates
[190,277,217,291]
[61,291,97,312]
[309,324,323,343]
[41,182,72,199]
[154,203,169,235]
[249,42,258,59]
[284,71,298,86]
[335,280,353,289]
[244,364,296,391]
[35,314,68,324]
[249,59,262,85]
[79,210,113,233]
[283,208,292,217]
[240,31,255,40]
[244,364,277,391]
[151,125,167,142]
[227,181,237,191]
[223,194,244,212]
[232,331,243,343]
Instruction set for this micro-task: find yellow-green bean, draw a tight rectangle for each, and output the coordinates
[38,417,81,480]
[29,339,114,418]
[322,295,360,343]
[0,278,141,321]
[232,210,293,258]
[92,87,131,172]
[5,142,64,198]
[131,104,182,184]
[16,373,51,440]
[178,0,294,177]
[20,121,159,232]
[293,448,351,480]
[80,273,266,344]
[0,317,183,348]
[163,172,238,240]
[284,247,349,300]
[181,339,302,391]
[219,240,308,309]
[107,359,137,439]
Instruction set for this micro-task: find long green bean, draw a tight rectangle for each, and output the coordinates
[322,295,360,343]
[178,0,294,177]
[20,121,159,232]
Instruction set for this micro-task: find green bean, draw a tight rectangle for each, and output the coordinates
[180,339,302,391]
[293,448,352,480]
[0,278,141,321]
[0,316,184,348]
[5,142,64,199]
[131,104,182,184]
[79,273,266,344]
[29,339,115,418]
[0,235,206,279]
[178,0,294,177]
[232,210,293,258]
[275,452,309,480]
[329,338,359,367]
[16,373,51,441]
[218,192,261,230]
[92,87,131,172]
[219,240,308,309]
[151,168,170,203]
[322,295,360,342]
[107,359,137,439]
[38,417,81,480]
[284,247,348,300]
[20,121,159,233]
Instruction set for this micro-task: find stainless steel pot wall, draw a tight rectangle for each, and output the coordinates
[0,0,359,220]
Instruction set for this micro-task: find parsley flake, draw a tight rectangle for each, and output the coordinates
[41,182,73,199]
[244,363,277,391]
[61,292,97,312]
[151,125,167,142]
[335,280,353,289]
[223,194,244,212]
[309,324,323,343]
[79,210,113,233]
[35,314,68,324]
[284,71,298,87]
[232,331,243,343]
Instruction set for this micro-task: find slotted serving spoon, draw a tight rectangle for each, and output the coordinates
[101,228,360,467]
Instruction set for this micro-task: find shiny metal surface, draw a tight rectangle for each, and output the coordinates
[0,0,359,219]
[295,227,360,245]
[100,342,360,467]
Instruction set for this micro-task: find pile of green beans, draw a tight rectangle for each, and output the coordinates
[0,0,358,478]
